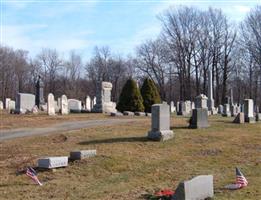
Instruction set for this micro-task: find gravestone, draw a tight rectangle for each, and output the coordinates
[170,101,176,113]
[223,104,231,117]
[61,95,69,115]
[5,98,11,109]
[15,93,35,113]
[70,150,96,160]
[135,112,146,116]
[8,100,15,111]
[256,113,261,122]
[244,99,255,123]
[218,105,223,114]
[35,75,45,107]
[32,105,38,114]
[111,112,123,116]
[191,102,195,110]
[92,82,117,113]
[231,104,238,117]
[86,96,91,111]
[224,96,231,105]
[176,101,180,113]
[195,94,208,109]
[0,101,3,110]
[123,111,134,116]
[207,69,215,113]
[38,157,68,169]
[47,93,55,115]
[172,175,214,200]
[68,99,82,113]
[233,112,245,124]
[148,103,174,141]
[189,108,209,128]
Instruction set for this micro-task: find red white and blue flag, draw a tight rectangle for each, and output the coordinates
[26,167,43,186]
[225,167,248,190]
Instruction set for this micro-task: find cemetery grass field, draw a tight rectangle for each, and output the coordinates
[0,115,260,200]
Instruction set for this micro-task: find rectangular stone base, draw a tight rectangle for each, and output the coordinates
[148,130,174,141]
[70,150,96,160]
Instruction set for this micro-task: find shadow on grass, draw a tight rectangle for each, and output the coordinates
[0,183,31,187]
[78,136,150,145]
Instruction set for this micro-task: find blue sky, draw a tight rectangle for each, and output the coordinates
[1,0,260,61]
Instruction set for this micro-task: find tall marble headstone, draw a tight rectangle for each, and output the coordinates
[47,93,55,115]
[207,69,215,112]
[92,81,116,113]
[223,103,231,117]
[170,101,176,113]
[5,98,11,109]
[35,75,45,108]
[61,95,69,115]
[244,99,255,123]
[86,96,91,111]
[147,103,174,141]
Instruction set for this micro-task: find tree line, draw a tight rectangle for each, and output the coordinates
[0,6,260,107]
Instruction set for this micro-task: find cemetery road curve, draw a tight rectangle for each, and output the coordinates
[0,118,144,141]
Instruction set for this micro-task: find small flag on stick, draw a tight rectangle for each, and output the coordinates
[26,167,43,186]
[225,167,248,190]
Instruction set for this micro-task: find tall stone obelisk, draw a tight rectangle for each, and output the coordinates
[35,75,45,108]
[207,69,215,113]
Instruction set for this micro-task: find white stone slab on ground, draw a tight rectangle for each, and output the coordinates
[70,150,96,160]
[38,156,68,169]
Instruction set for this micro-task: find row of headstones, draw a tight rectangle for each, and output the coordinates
[0,93,98,115]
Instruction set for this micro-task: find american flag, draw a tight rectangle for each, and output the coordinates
[26,167,43,186]
[236,167,248,188]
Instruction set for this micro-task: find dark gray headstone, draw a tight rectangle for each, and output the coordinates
[35,75,45,107]
[172,175,214,200]
[189,108,209,128]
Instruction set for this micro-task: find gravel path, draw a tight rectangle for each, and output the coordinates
[0,118,142,141]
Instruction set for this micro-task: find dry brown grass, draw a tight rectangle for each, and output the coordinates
[0,110,109,130]
[0,114,260,200]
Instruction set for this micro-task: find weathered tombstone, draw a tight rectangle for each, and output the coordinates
[35,75,45,107]
[8,100,15,111]
[47,93,55,115]
[5,98,11,109]
[244,99,255,123]
[189,108,209,128]
[195,94,208,109]
[256,113,261,122]
[70,150,96,161]
[123,111,134,116]
[38,157,68,169]
[184,101,192,116]
[170,101,176,113]
[15,93,35,113]
[231,104,238,117]
[191,102,195,110]
[172,175,214,200]
[110,112,123,116]
[176,101,180,113]
[218,105,223,114]
[68,99,82,113]
[148,103,174,141]
[233,112,245,124]
[61,95,69,115]
[0,101,3,110]
[207,69,215,113]
[85,96,91,111]
[92,82,117,113]
[223,104,231,117]
[135,112,146,116]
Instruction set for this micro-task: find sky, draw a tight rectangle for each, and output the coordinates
[1,0,260,61]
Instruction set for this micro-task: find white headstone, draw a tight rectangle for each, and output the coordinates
[70,150,96,160]
[0,101,3,110]
[38,157,68,169]
[195,94,208,109]
[68,99,82,113]
[61,95,69,115]
[5,98,11,109]
[47,93,55,115]
[244,99,255,123]
[86,96,91,111]
[15,93,35,113]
